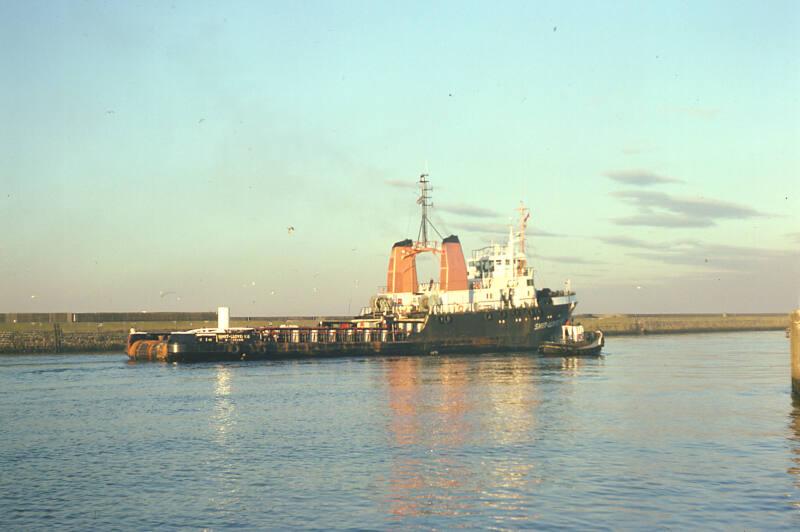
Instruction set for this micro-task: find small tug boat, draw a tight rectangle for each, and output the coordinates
[127,173,588,363]
[538,324,604,356]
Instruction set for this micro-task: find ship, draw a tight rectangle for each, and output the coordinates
[127,174,585,362]
[538,324,605,356]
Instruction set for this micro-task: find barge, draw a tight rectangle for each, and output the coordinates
[127,174,588,362]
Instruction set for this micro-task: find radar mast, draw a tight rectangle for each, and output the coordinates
[416,173,442,249]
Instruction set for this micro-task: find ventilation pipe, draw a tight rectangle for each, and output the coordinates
[217,307,230,330]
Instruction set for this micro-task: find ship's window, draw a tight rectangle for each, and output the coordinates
[527,279,533,286]
[505,260,510,265]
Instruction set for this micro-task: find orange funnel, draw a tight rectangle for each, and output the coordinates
[439,235,468,291]
[386,239,418,293]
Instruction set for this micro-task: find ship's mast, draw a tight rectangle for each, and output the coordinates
[416,173,442,248]
[516,202,531,254]
[516,202,531,275]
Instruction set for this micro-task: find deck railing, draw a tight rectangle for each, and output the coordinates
[250,327,410,344]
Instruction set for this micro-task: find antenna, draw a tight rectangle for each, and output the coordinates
[516,202,531,254]
[416,173,442,247]
[515,202,531,275]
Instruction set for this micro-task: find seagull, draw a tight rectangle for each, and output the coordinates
[287,226,295,235]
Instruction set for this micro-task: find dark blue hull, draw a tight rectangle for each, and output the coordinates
[151,304,572,363]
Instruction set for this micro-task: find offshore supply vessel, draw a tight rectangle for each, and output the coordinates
[127,174,580,362]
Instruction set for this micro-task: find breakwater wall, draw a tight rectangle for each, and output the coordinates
[0,313,789,355]
[0,328,124,354]
[575,313,788,336]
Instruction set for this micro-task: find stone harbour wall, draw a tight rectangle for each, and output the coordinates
[0,330,125,354]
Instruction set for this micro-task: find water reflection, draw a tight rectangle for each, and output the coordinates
[479,358,540,446]
[386,358,422,447]
[383,355,576,520]
[788,397,800,494]
[560,355,598,373]
[213,365,234,445]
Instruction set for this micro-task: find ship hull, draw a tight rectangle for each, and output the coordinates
[130,304,572,363]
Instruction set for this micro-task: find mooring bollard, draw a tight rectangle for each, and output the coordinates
[792,309,800,399]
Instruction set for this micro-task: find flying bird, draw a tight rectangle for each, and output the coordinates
[287,226,295,235]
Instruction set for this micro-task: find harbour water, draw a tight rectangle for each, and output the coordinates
[1,331,798,529]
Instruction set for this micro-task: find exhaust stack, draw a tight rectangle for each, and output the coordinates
[439,235,468,291]
[386,239,418,293]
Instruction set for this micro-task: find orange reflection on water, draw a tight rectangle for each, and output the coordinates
[386,357,422,447]
[384,356,543,520]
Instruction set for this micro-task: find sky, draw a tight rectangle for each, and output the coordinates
[1,0,798,315]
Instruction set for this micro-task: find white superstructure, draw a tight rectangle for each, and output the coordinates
[364,190,577,317]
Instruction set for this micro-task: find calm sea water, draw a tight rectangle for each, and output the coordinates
[1,331,798,530]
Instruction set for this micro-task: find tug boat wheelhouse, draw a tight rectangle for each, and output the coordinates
[127,174,581,362]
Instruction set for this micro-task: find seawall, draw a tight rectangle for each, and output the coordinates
[0,329,124,354]
[574,313,788,336]
[0,313,789,355]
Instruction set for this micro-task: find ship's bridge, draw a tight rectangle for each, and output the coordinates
[468,245,533,282]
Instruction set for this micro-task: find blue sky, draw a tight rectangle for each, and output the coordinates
[1,0,798,314]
